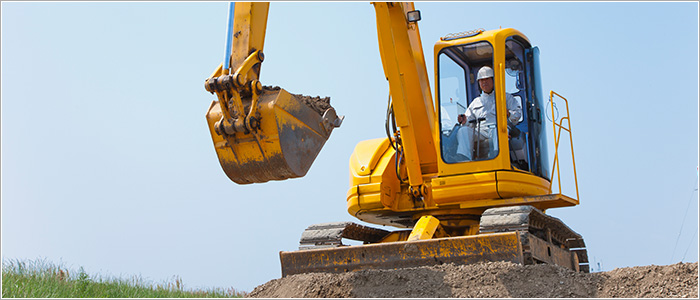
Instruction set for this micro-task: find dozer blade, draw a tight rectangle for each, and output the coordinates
[279,232,525,276]
[206,87,342,184]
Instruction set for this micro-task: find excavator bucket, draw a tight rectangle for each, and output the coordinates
[206,87,343,184]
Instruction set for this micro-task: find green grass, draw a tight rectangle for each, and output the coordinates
[2,258,246,298]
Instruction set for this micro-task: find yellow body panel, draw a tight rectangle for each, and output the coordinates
[349,138,391,178]
[459,193,578,211]
[430,172,499,205]
[496,171,551,198]
[346,182,383,217]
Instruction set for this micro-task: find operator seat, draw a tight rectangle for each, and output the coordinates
[509,125,529,171]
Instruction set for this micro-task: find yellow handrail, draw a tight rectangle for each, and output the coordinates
[549,91,580,201]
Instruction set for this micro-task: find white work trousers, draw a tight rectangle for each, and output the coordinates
[455,125,497,160]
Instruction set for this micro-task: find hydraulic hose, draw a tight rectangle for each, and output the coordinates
[385,93,397,151]
[223,2,235,73]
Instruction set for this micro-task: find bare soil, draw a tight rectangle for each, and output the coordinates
[264,86,332,116]
[247,261,698,298]
[296,94,331,116]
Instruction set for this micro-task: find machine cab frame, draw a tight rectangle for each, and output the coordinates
[434,28,550,182]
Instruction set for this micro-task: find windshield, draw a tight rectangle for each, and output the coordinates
[438,41,499,163]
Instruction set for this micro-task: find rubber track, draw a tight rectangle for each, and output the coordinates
[298,222,390,250]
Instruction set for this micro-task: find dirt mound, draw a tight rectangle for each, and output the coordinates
[600,263,698,298]
[247,261,698,298]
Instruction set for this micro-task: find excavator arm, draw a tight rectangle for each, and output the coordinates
[204,2,343,184]
[204,2,437,192]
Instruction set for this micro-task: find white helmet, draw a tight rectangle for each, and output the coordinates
[477,66,494,80]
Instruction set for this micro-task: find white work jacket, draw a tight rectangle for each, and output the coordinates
[455,91,523,160]
[464,91,522,131]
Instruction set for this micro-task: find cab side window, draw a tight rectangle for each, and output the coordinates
[505,38,530,171]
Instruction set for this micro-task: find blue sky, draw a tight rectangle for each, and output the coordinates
[2,1,698,293]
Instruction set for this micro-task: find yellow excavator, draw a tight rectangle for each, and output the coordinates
[204,2,587,276]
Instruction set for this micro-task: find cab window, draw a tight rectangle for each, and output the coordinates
[438,41,498,163]
[505,37,530,171]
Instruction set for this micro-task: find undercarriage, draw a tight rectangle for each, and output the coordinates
[280,205,588,276]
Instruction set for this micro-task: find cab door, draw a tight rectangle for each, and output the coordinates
[524,46,550,181]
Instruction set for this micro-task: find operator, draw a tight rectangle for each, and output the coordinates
[455,66,522,161]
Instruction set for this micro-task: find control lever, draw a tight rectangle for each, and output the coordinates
[469,117,487,158]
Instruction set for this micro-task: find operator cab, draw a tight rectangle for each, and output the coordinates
[435,28,550,181]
